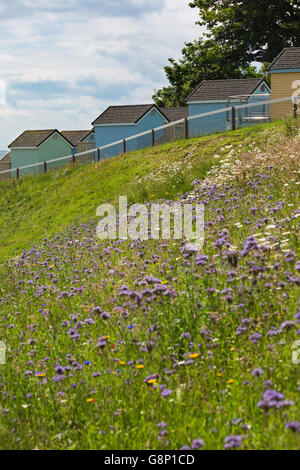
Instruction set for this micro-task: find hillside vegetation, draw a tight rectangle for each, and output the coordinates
[0,120,299,450]
[0,123,278,262]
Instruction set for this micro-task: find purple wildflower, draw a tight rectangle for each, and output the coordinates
[192,439,204,450]
[285,422,300,433]
[224,435,243,449]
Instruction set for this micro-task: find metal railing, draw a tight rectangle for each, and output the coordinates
[0,96,297,180]
[226,94,271,126]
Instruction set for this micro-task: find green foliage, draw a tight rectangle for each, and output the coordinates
[190,0,300,63]
[153,1,299,106]
[282,114,299,137]
[153,40,265,107]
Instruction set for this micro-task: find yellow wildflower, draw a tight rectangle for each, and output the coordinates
[147,379,157,384]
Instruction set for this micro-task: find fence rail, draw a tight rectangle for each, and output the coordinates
[0,96,297,180]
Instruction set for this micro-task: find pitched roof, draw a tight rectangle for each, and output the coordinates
[186,78,267,102]
[8,130,74,149]
[267,47,300,71]
[92,104,169,125]
[160,107,188,122]
[1,152,11,162]
[61,130,94,146]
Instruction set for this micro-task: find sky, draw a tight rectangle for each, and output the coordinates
[0,0,202,149]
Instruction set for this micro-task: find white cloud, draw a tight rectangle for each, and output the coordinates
[0,0,202,148]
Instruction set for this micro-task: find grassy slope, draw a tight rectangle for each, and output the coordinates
[0,123,276,262]
[0,121,299,450]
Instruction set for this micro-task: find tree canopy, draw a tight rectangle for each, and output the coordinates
[153,1,299,107]
[189,0,300,63]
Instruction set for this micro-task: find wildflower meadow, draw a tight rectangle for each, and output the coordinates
[0,121,299,450]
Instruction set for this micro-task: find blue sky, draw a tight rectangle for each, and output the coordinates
[0,0,202,149]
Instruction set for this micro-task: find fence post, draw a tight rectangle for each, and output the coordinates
[16,168,20,179]
[44,161,47,173]
[294,98,298,118]
[184,118,189,139]
[151,129,155,146]
[97,148,100,162]
[232,107,236,131]
[72,154,76,164]
[123,139,126,153]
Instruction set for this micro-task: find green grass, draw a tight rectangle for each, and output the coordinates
[0,122,278,263]
[0,120,299,450]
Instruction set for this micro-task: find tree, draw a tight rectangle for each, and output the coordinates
[153,40,264,107]
[153,0,299,107]
[189,0,300,63]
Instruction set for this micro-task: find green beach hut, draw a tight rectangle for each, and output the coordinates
[8,129,74,176]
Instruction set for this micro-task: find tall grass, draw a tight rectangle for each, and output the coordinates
[0,120,299,449]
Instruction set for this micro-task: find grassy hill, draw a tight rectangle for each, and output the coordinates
[0,120,299,449]
[0,123,278,263]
